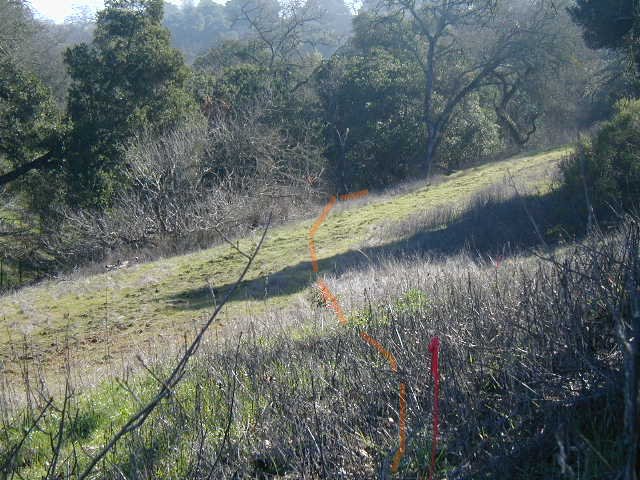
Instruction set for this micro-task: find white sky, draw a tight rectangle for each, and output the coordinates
[29,0,186,24]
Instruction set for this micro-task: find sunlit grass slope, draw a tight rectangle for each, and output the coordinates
[0,147,569,380]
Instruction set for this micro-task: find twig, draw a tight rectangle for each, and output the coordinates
[1,397,53,476]
[45,380,70,479]
[213,225,252,260]
[311,374,328,477]
[78,214,272,479]
[207,332,243,478]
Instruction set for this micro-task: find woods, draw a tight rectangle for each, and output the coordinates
[0,0,636,285]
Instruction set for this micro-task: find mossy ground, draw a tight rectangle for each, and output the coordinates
[0,147,570,385]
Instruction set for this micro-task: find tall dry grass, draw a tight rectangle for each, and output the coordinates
[1,214,636,479]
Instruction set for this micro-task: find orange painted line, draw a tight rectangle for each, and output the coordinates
[360,331,398,372]
[308,191,407,473]
[339,189,369,201]
[309,196,337,273]
[309,195,337,238]
[392,382,407,472]
[317,279,347,325]
[309,238,319,273]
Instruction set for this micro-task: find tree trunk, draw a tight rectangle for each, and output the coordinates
[422,39,438,178]
[424,125,440,179]
[495,107,537,150]
[0,151,58,187]
[621,226,640,480]
[336,127,349,194]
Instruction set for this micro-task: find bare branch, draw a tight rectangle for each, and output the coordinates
[77,216,271,479]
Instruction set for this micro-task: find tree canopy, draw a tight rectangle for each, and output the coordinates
[569,0,639,75]
[0,0,630,274]
[64,0,196,206]
[0,0,65,189]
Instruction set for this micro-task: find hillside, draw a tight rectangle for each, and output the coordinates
[0,148,567,385]
[3,0,638,476]
[2,145,632,480]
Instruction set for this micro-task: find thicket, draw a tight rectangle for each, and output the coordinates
[562,99,640,217]
[1,214,637,478]
[0,1,637,477]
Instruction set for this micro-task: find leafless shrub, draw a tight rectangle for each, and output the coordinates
[1,221,270,480]
[12,219,628,478]
[207,100,324,198]
[41,103,325,269]
[222,220,626,479]
[3,213,634,478]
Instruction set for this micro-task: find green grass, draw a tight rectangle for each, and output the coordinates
[3,144,628,480]
[0,147,570,381]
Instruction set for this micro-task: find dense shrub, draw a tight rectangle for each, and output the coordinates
[316,50,425,190]
[317,53,504,189]
[437,94,503,171]
[561,99,640,215]
[40,106,326,269]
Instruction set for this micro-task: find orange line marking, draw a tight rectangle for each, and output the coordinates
[308,190,407,473]
[309,195,337,272]
[317,279,347,325]
[360,331,398,372]
[339,189,369,201]
[392,382,407,472]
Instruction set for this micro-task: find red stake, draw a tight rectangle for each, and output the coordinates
[428,337,441,480]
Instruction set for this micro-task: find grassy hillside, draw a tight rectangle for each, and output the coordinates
[1,146,632,479]
[0,148,567,383]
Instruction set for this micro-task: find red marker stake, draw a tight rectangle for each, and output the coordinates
[428,337,441,480]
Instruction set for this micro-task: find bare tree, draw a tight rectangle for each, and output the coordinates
[225,0,326,89]
[42,102,324,266]
[366,0,564,176]
[487,0,583,150]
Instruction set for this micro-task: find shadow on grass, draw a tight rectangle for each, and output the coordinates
[164,189,586,311]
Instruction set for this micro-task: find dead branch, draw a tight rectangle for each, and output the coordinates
[77,215,271,480]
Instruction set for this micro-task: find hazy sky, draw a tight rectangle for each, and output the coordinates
[30,0,186,24]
